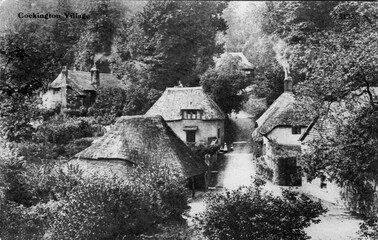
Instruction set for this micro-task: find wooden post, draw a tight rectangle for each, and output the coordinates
[191,176,195,198]
[61,66,68,116]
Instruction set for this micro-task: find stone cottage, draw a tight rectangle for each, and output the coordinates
[252,76,309,186]
[146,87,226,146]
[42,66,122,110]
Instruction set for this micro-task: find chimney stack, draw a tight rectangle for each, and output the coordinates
[90,64,100,87]
[284,75,293,92]
[62,66,68,78]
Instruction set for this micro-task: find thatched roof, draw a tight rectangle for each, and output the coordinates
[146,87,226,121]
[272,144,301,158]
[214,52,254,70]
[49,70,122,94]
[74,115,208,179]
[252,92,309,141]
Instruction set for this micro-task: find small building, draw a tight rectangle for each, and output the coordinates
[72,115,208,192]
[42,66,122,110]
[146,87,226,146]
[214,52,254,76]
[252,76,309,186]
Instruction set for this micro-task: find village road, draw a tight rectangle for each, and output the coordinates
[217,151,255,190]
[187,150,256,223]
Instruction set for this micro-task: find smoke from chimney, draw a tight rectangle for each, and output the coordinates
[271,38,290,79]
[93,52,105,65]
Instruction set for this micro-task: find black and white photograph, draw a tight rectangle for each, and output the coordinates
[0,0,377,239]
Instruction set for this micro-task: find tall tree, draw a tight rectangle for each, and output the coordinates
[293,2,378,218]
[73,0,123,72]
[115,0,228,90]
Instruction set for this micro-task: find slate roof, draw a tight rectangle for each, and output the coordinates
[74,115,208,179]
[146,87,226,121]
[49,70,122,94]
[252,92,309,141]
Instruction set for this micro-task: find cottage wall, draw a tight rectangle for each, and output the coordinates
[42,89,62,109]
[268,127,307,145]
[262,126,306,186]
[167,119,224,145]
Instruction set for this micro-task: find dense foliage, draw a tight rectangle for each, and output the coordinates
[113,1,228,90]
[200,54,251,114]
[0,159,190,240]
[195,179,327,240]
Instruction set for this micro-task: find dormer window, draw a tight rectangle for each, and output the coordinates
[292,126,301,135]
[182,109,201,120]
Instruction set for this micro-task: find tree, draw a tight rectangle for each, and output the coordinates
[114,0,228,90]
[73,0,123,72]
[292,1,378,220]
[195,180,326,240]
[200,54,251,114]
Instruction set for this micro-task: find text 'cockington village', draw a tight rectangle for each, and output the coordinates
[18,12,89,19]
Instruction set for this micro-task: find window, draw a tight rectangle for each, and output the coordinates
[182,110,201,120]
[217,128,221,139]
[292,126,301,135]
[53,89,59,94]
[186,131,196,143]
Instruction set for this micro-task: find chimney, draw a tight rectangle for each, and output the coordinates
[62,66,68,78]
[284,75,293,92]
[90,64,100,87]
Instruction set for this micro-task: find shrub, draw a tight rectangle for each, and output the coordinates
[194,179,327,240]
[189,144,220,159]
[359,217,378,240]
[34,117,97,144]
[0,159,190,239]
[127,163,190,222]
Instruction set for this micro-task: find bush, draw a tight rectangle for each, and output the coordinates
[0,160,190,240]
[194,179,327,240]
[359,217,378,240]
[33,117,98,145]
[189,144,220,159]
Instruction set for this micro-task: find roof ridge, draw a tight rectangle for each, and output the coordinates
[166,86,203,90]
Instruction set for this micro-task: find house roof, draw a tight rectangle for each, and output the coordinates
[214,52,254,70]
[272,144,301,158]
[146,87,226,121]
[74,115,208,179]
[49,70,122,94]
[252,92,309,141]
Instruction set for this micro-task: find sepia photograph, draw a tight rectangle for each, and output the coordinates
[0,0,377,239]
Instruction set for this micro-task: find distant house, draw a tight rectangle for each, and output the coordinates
[146,87,226,146]
[214,52,254,76]
[252,76,309,186]
[72,115,208,192]
[42,66,122,110]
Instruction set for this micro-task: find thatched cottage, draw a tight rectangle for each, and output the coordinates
[252,76,309,186]
[72,115,208,191]
[42,66,122,110]
[146,87,226,146]
[214,52,254,75]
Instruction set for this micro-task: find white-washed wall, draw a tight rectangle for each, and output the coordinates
[167,119,224,145]
[42,89,62,109]
[268,127,307,145]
